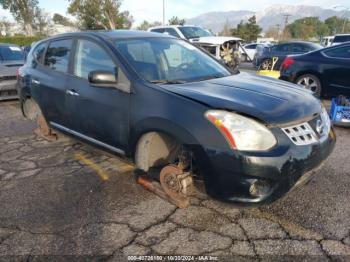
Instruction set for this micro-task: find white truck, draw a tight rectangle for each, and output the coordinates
[148,25,245,69]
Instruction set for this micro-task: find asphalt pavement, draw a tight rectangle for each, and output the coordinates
[0,100,349,261]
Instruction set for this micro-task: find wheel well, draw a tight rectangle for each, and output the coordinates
[295,71,322,83]
[21,97,41,120]
[134,131,181,172]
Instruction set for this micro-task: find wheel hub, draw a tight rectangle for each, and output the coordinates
[160,165,193,208]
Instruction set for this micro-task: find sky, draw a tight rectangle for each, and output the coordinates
[0,0,349,26]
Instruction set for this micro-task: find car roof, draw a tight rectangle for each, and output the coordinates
[0,43,21,47]
[277,41,317,45]
[43,30,174,41]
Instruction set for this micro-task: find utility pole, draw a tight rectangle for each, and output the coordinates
[276,24,281,41]
[163,0,165,26]
[334,6,350,33]
[282,14,291,40]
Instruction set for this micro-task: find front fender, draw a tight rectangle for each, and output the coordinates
[128,117,200,157]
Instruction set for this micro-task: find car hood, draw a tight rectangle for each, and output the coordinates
[190,36,242,45]
[161,72,321,125]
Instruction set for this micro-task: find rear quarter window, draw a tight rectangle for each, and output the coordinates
[324,46,350,59]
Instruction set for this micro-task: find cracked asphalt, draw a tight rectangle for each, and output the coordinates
[0,100,349,261]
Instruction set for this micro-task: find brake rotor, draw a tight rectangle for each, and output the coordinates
[159,165,192,208]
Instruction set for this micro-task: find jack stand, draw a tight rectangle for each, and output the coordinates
[136,164,194,209]
[34,115,58,142]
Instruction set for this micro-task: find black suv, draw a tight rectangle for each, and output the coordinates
[17,31,335,204]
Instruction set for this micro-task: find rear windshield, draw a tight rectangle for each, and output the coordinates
[0,46,24,61]
[333,35,350,43]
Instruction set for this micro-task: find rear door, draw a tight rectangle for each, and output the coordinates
[30,38,73,127]
[322,45,350,96]
[65,37,131,152]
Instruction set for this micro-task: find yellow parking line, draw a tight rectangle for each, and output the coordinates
[75,153,110,181]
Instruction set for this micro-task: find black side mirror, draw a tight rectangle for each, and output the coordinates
[88,70,117,87]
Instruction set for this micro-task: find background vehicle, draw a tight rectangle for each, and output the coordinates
[18,31,335,205]
[254,41,322,70]
[242,43,258,62]
[280,42,350,97]
[0,43,25,100]
[331,34,350,46]
[243,43,272,62]
[321,36,334,47]
[149,25,243,69]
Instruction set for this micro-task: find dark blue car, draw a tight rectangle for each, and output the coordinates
[17,31,335,205]
[254,41,322,70]
[280,42,350,97]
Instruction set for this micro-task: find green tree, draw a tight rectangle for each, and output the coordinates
[168,16,185,26]
[53,13,74,27]
[0,17,11,35]
[34,8,50,36]
[68,0,133,30]
[286,17,330,40]
[230,16,262,42]
[0,0,39,35]
[137,20,161,31]
[325,16,350,35]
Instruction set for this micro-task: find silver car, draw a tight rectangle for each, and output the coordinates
[0,43,25,100]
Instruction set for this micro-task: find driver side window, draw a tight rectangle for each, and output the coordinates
[74,39,116,80]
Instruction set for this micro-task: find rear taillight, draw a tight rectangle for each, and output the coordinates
[16,66,22,80]
[281,57,295,70]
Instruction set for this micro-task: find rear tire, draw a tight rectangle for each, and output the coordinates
[296,74,322,97]
[22,98,42,120]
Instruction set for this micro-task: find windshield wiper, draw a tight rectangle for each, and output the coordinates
[150,79,187,85]
[194,74,226,82]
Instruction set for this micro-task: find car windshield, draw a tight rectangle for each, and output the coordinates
[0,46,24,61]
[178,26,213,39]
[114,38,231,83]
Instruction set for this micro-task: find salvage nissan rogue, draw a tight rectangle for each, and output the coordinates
[17,31,336,205]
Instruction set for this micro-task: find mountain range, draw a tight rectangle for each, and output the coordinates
[186,5,350,33]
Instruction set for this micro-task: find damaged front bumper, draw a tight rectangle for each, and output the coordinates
[199,127,336,205]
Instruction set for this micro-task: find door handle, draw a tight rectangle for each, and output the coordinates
[32,79,40,85]
[66,89,79,96]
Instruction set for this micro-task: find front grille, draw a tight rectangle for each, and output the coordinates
[282,123,318,146]
[0,76,16,81]
[282,108,331,146]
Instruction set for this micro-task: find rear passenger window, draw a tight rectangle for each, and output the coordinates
[74,39,116,80]
[324,46,350,59]
[44,39,72,73]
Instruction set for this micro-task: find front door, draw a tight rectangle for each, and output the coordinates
[65,38,131,152]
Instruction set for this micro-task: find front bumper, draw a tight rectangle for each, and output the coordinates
[201,127,336,205]
[0,79,18,100]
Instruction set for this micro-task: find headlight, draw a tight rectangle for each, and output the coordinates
[205,110,277,151]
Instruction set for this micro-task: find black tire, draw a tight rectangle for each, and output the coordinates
[22,98,42,120]
[295,74,322,97]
